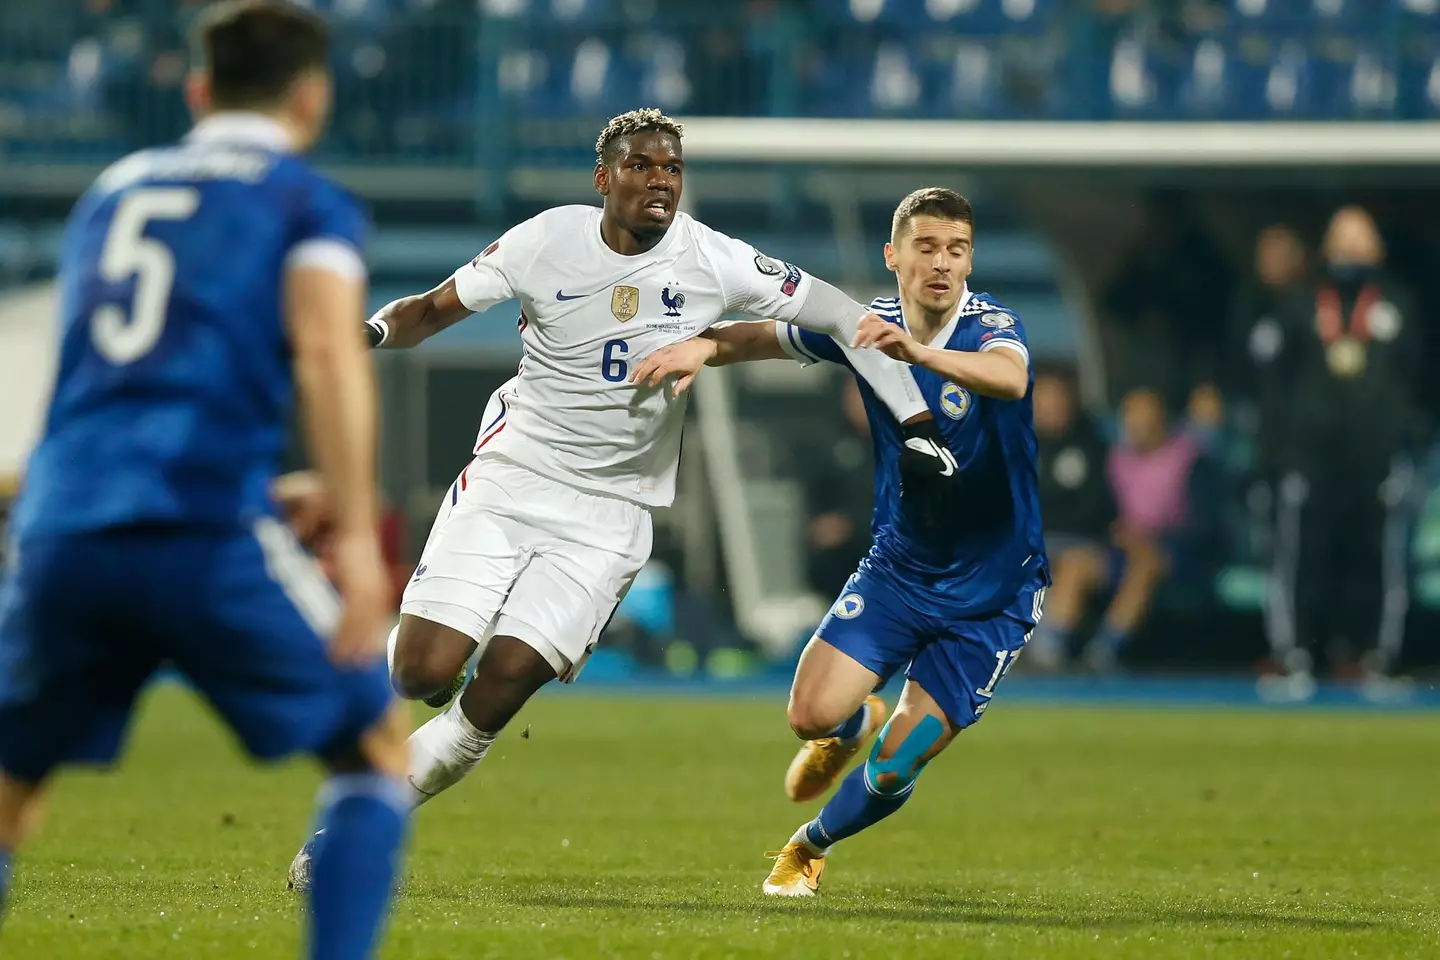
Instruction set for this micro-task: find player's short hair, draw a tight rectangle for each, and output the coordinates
[595,108,684,166]
[191,0,330,111]
[891,187,974,241]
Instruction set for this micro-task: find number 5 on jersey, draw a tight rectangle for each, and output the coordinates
[91,187,200,365]
[602,338,629,382]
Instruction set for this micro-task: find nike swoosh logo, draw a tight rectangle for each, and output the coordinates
[555,290,585,301]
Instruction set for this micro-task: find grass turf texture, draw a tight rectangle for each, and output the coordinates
[4,688,1437,959]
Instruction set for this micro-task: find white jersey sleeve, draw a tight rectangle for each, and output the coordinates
[699,228,815,322]
[451,216,545,313]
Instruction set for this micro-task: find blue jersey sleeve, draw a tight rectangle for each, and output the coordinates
[775,321,849,367]
[285,167,369,277]
[968,305,1030,368]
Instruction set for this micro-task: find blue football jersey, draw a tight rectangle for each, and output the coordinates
[12,115,368,538]
[781,291,1047,618]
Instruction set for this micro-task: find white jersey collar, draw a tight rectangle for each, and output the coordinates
[186,112,295,152]
[591,206,682,264]
[902,284,971,348]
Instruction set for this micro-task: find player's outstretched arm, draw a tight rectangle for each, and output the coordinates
[629,321,788,395]
[853,315,1028,400]
[785,278,932,424]
[364,277,472,349]
[287,264,391,665]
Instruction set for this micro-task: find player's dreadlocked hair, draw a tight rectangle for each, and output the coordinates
[595,108,684,166]
[891,187,974,241]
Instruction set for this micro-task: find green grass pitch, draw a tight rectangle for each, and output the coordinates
[4,687,1437,959]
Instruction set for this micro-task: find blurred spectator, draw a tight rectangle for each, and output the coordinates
[1027,367,1121,671]
[1248,206,1425,690]
[1103,191,1232,403]
[803,378,873,598]
[1031,384,1217,673]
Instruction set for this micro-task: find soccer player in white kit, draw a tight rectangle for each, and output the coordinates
[287,109,962,886]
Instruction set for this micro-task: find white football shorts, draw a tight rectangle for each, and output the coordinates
[399,454,652,682]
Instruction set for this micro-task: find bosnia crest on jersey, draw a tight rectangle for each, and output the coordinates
[611,285,640,322]
[940,382,971,420]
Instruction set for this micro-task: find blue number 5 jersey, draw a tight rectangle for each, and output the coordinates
[12,114,368,539]
[777,290,1048,619]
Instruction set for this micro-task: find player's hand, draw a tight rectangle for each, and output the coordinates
[629,336,719,397]
[327,531,392,667]
[272,470,333,546]
[899,417,961,526]
[852,313,929,365]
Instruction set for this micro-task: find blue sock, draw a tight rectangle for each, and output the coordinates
[307,774,409,960]
[803,762,913,851]
[827,702,869,742]
[0,846,11,918]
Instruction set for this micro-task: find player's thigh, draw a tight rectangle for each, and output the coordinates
[174,520,393,762]
[399,457,537,651]
[0,534,159,785]
[787,637,883,738]
[793,568,921,730]
[907,609,1033,733]
[496,493,653,683]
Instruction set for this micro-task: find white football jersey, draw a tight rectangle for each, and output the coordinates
[452,204,817,507]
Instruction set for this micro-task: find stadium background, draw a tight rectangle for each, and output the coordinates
[4,0,1440,692]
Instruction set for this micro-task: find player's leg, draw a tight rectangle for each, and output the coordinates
[781,571,918,803]
[388,460,523,708]
[763,679,957,897]
[405,633,557,806]
[303,701,411,960]
[0,532,159,925]
[173,520,408,958]
[0,775,44,918]
[764,576,1042,896]
[403,461,652,808]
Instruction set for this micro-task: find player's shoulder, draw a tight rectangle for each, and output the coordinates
[958,291,1022,331]
[505,204,596,250]
[868,295,904,326]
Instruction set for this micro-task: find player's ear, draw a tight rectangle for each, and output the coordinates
[883,241,897,273]
[594,163,609,197]
[184,70,212,122]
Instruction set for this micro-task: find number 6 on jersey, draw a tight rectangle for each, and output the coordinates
[602,338,629,382]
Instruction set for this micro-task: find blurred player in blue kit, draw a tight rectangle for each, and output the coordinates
[0,2,409,956]
[633,187,1048,895]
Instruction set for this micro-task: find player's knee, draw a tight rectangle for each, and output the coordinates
[865,714,946,797]
[390,632,465,701]
[786,698,841,741]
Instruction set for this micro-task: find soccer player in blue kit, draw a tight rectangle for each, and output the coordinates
[0,3,409,955]
[632,187,1047,896]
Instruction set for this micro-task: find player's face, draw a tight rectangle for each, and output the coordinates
[885,216,973,315]
[596,133,684,238]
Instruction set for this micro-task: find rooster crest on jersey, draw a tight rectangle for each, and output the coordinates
[661,286,685,317]
[611,285,640,322]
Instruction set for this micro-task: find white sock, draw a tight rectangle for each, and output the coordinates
[406,701,495,808]
[793,822,829,857]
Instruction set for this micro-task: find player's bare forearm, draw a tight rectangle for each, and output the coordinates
[371,277,471,349]
[914,345,1029,401]
[287,267,380,537]
[702,321,788,365]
